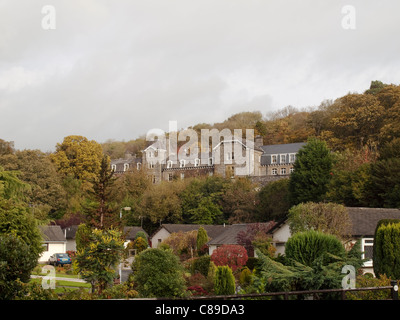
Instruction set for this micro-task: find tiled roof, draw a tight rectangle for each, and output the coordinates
[123,226,149,240]
[40,225,66,242]
[153,224,228,240]
[347,207,400,236]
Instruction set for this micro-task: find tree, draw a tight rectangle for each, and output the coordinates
[257,178,291,221]
[0,234,39,300]
[287,202,352,240]
[50,135,103,182]
[84,155,117,229]
[132,248,186,298]
[284,230,345,268]
[288,138,334,205]
[236,222,276,257]
[196,226,209,256]
[163,230,197,258]
[211,245,248,272]
[214,266,236,295]
[75,227,125,294]
[373,220,400,279]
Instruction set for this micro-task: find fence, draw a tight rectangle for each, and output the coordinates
[175,280,399,301]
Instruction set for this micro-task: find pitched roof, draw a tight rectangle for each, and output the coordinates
[207,222,276,246]
[152,224,228,240]
[63,225,79,239]
[347,207,400,237]
[40,225,66,242]
[123,226,149,240]
[260,142,306,155]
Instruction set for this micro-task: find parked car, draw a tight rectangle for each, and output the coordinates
[48,253,72,266]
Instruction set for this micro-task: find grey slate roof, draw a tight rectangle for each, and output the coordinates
[153,224,228,240]
[260,142,306,154]
[347,207,400,237]
[207,222,276,246]
[40,225,66,242]
[124,226,149,240]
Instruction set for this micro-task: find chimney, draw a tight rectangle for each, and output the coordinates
[255,135,263,148]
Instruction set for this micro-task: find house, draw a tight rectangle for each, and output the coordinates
[62,225,148,251]
[63,225,78,251]
[207,222,277,256]
[111,137,306,186]
[268,207,400,275]
[123,226,149,247]
[39,225,67,263]
[150,224,228,248]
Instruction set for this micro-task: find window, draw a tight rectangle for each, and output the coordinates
[124,163,129,171]
[180,159,185,168]
[272,168,277,175]
[290,167,294,173]
[137,163,141,170]
[280,154,286,163]
[111,164,116,172]
[362,238,374,267]
[152,175,156,184]
[167,160,173,168]
[148,162,154,169]
[290,154,296,163]
[168,173,173,181]
[209,158,213,166]
[180,173,185,180]
[271,155,277,164]
[194,158,200,167]
[148,151,154,158]
[281,168,286,175]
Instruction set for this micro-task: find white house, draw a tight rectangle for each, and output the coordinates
[39,225,67,263]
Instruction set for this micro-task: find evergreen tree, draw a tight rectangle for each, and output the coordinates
[214,266,236,295]
[288,138,334,206]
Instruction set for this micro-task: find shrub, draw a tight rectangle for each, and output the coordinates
[211,245,248,272]
[373,221,400,279]
[196,227,209,256]
[192,255,211,277]
[214,266,236,295]
[239,267,252,287]
[132,248,186,298]
[345,274,392,300]
[285,230,345,267]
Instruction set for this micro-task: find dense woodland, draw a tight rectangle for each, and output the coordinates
[1,80,400,235]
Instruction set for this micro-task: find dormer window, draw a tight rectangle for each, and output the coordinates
[271,155,277,164]
[209,158,213,166]
[194,158,200,167]
[124,163,129,171]
[180,159,186,168]
[111,164,116,172]
[167,160,173,168]
[280,155,286,163]
[289,154,296,163]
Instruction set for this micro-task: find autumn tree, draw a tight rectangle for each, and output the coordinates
[287,202,352,240]
[50,135,103,182]
[211,245,248,272]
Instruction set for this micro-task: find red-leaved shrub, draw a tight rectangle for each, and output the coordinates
[210,244,248,272]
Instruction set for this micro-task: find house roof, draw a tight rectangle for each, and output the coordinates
[347,207,400,237]
[151,224,228,240]
[124,226,148,240]
[207,222,276,246]
[40,225,66,242]
[63,225,79,239]
[260,142,306,155]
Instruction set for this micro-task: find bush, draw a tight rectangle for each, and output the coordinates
[132,248,186,298]
[345,274,393,300]
[211,245,248,272]
[192,255,211,277]
[214,266,236,295]
[285,230,345,267]
[239,267,252,287]
[373,221,400,279]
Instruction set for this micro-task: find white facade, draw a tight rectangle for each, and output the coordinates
[271,222,291,256]
[150,228,172,248]
[39,242,67,263]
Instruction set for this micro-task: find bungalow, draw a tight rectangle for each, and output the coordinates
[39,225,67,263]
[207,222,276,256]
[268,207,400,275]
[62,225,148,251]
[150,224,228,248]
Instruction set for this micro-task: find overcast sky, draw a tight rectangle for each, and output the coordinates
[1,0,400,152]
